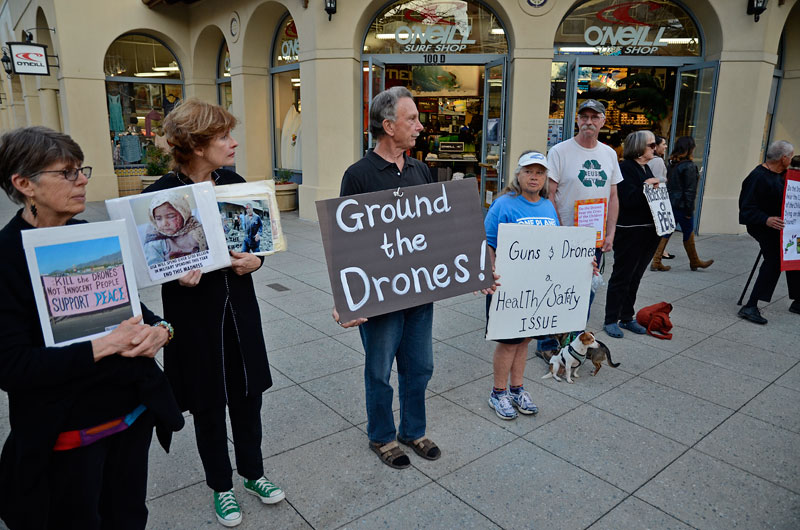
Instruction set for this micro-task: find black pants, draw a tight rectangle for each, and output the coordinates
[747,227,800,304]
[192,327,264,492]
[47,411,155,530]
[604,226,661,325]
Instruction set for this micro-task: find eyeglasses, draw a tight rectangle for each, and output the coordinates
[647,143,657,149]
[577,114,605,122]
[33,166,93,181]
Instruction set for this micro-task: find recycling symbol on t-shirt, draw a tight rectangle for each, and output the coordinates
[577,159,608,188]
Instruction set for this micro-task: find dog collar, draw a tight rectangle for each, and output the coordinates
[567,344,586,365]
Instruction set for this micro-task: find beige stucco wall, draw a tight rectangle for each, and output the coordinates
[0,0,797,232]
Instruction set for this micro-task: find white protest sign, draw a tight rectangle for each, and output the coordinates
[781,170,800,271]
[643,184,676,236]
[486,225,595,340]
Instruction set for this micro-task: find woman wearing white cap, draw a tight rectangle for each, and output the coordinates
[483,151,559,420]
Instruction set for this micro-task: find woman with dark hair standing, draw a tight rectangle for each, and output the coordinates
[145,99,283,527]
[603,130,662,339]
[0,126,183,529]
[651,136,713,271]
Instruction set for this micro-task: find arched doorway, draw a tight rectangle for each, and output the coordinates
[362,0,509,209]
[551,0,714,226]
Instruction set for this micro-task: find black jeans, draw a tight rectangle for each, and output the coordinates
[748,227,800,304]
[604,226,661,325]
[48,411,155,530]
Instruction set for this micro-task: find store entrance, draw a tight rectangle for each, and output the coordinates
[365,58,506,210]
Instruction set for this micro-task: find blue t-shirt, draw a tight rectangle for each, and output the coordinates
[484,193,560,249]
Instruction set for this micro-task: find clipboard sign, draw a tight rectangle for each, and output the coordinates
[574,198,607,248]
[780,168,800,272]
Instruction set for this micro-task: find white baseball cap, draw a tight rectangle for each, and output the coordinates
[518,151,549,170]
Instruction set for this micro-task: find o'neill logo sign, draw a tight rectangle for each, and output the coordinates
[393,1,476,53]
[583,1,669,55]
[7,42,50,75]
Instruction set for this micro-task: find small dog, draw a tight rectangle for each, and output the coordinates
[586,339,620,376]
[542,331,599,383]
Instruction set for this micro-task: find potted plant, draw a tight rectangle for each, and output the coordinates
[141,145,171,191]
[273,169,298,212]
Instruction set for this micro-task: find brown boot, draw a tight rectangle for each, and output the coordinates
[684,233,714,270]
[651,238,671,271]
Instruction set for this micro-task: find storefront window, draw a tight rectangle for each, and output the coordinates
[365,0,507,55]
[104,34,183,181]
[271,15,301,177]
[554,0,700,57]
[218,42,232,110]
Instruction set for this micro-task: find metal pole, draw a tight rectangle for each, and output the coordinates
[737,251,763,306]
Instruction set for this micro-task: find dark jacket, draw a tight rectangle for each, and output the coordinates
[616,159,656,227]
[739,164,785,239]
[0,211,183,529]
[145,170,272,412]
[666,159,699,213]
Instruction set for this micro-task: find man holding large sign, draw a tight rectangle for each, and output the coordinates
[321,87,491,469]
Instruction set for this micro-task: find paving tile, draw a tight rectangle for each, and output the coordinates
[666,304,738,334]
[636,450,800,529]
[294,270,333,293]
[640,355,767,409]
[633,281,696,304]
[332,329,366,353]
[527,405,686,493]
[681,336,796,383]
[438,439,625,530]
[435,292,477,307]
[592,378,732,445]
[0,391,7,420]
[427,342,492,394]
[393,396,517,479]
[588,496,694,530]
[696,413,800,494]
[719,320,800,357]
[256,299,293,322]
[441,375,583,436]
[446,295,487,320]
[295,308,353,336]
[755,306,800,338]
[740,384,800,434]
[342,482,500,529]
[253,276,318,300]
[146,480,310,529]
[441,329,494,363]
[620,324,708,354]
[260,316,326,351]
[646,268,734,292]
[775,362,800,392]
[432,306,484,341]
[535,355,633,402]
[266,290,335,317]
[264,427,431,529]
[268,337,364,384]
[592,336,675,376]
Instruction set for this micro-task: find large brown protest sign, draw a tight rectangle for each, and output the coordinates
[317,179,493,321]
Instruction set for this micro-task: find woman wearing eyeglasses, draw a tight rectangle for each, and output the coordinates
[603,130,662,339]
[0,126,183,529]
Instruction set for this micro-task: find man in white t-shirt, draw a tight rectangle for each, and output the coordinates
[548,99,622,253]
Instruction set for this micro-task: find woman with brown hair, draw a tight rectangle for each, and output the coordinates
[145,99,284,527]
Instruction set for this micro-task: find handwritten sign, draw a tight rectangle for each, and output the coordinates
[574,198,607,248]
[486,225,595,340]
[781,168,800,271]
[41,265,130,318]
[643,184,676,236]
[317,179,493,322]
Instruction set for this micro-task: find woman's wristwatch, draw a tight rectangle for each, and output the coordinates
[153,320,174,345]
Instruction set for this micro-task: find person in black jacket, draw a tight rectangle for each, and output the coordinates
[603,130,662,338]
[738,140,797,324]
[650,136,714,272]
[0,126,183,530]
[145,99,283,527]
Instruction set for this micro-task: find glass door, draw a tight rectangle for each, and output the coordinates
[480,57,506,209]
[366,57,385,151]
[670,62,718,231]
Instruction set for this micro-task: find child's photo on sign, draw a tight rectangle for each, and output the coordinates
[133,189,208,266]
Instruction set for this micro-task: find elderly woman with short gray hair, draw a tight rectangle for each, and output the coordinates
[603,130,662,338]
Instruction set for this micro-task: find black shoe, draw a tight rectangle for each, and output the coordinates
[738,305,768,325]
[790,301,800,315]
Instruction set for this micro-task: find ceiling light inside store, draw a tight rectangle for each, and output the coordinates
[377,33,408,39]
[659,38,697,44]
[292,83,301,87]
[134,72,167,77]
[363,67,369,71]
[490,29,504,35]
[291,78,300,82]
[152,66,180,72]
[559,47,598,53]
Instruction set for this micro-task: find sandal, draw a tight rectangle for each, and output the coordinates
[397,436,442,461]
[369,441,410,469]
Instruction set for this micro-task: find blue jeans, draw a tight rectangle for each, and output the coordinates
[359,303,434,444]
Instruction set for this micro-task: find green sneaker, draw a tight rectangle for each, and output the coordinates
[243,477,285,504]
[213,489,242,527]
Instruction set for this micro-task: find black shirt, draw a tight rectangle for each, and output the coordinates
[340,150,433,197]
[739,164,784,227]
[617,159,656,226]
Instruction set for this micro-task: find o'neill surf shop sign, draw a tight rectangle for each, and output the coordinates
[554,0,701,57]
[6,42,51,75]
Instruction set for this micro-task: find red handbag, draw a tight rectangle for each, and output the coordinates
[636,302,673,340]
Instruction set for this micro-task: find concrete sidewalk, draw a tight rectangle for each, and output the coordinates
[1,196,799,529]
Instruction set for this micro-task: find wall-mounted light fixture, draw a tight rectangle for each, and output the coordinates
[1,49,12,78]
[324,0,336,21]
[747,0,768,22]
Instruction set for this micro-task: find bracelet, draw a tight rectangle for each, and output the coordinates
[153,320,174,345]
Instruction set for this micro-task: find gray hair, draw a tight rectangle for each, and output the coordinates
[0,126,84,205]
[500,149,549,198]
[369,86,414,139]
[623,130,654,160]
[765,140,794,162]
